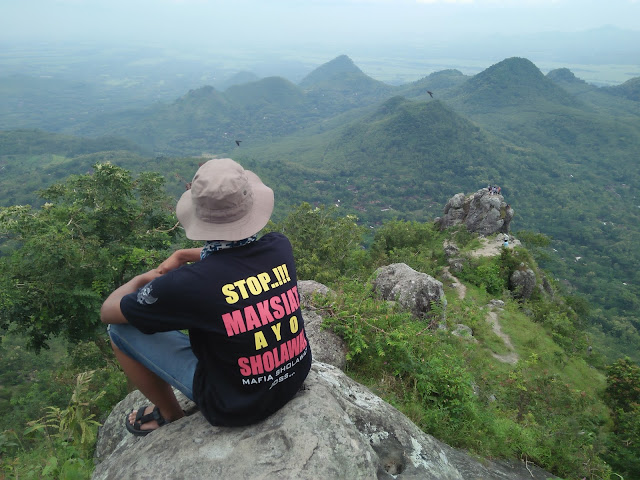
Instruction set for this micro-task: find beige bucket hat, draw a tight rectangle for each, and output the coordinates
[176,158,274,241]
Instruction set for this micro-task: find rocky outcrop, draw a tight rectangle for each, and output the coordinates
[443,240,465,272]
[93,363,557,480]
[443,239,460,258]
[372,263,446,319]
[436,189,514,235]
[510,266,537,300]
[439,193,467,226]
[92,275,559,480]
[452,323,476,342]
[297,280,347,369]
[302,309,347,370]
[297,280,334,309]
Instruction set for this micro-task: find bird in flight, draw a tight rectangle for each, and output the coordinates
[235,140,242,146]
[427,91,434,98]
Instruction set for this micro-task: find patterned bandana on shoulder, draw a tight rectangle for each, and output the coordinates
[200,235,258,260]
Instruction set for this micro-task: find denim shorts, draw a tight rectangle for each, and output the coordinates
[107,323,197,401]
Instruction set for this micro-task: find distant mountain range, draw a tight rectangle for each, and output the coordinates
[1,54,639,360]
[19,55,623,157]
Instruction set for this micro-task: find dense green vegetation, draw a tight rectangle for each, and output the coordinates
[1,165,639,479]
[2,55,639,365]
[243,58,640,363]
[1,54,639,477]
[0,335,127,479]
[0,163,183,351]
[0,164,183,478]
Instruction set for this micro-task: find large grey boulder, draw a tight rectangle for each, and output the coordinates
[436,189,514,235]
[297,281,347,370]
[372,263,446,319]
[93,362,557,480]
[510,267,537,300]
[297,280,334,309]
[303,309,347,370]
[441,193,468,225]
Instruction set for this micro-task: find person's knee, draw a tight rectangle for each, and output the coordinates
[107,323,131,353]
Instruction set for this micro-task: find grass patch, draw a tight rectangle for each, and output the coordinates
[321,273,614,479]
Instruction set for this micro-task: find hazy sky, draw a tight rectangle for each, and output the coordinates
[1,0,639,86]
[2,0,639,48]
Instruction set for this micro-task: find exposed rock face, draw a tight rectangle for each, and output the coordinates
[441,193,468,225]
[372,263,446,319]
[93,276,558,480]
[510,267,537,300]
[443,240,460,258]
[443,240,465,272]
[302,309,347,370]
[452,324,476,342]
[298,280,334,309]
[447,257,465,272]
[436,189,514,235]
[488,299,505,308]
[297,280,347,370]
[93,363,557,480]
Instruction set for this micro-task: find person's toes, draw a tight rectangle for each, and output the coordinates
[129,405,160,431]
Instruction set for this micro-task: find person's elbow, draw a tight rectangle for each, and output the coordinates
[100,298,127,324]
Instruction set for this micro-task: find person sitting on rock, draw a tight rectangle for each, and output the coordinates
[101,158,312,435]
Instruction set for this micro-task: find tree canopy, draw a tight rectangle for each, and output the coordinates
[0,163,181,351]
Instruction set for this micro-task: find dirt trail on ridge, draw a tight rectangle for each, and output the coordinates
[444,240,520,365]
[469,235,521,258]
[485,310,519,365]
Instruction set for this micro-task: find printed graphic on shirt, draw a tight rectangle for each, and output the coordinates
[136,283,158,305]
[221,263,291,304]
[221,264,308,390]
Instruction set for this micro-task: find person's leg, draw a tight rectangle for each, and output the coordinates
[108,324,198,432]
[111,341,184,429]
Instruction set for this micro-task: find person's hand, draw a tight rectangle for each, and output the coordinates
[139,268,164,284]
[156,248,202,275]
[157,252,184,275]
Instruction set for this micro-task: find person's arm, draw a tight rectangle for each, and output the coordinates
[100,248,202,325]
[100,269,162,324]
[156,248,202,274]
[100,248,202,324]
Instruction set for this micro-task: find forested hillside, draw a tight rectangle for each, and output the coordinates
[1,163,639,479]
[0,56,640,478]
[238,58,640,363]
[1,55,639,363]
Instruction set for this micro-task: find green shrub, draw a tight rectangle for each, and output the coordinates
[457,257,506,295]
[267,203,366,283]
[368,220,445,273]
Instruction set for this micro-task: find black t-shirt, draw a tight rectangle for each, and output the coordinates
[120,232,312,426]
